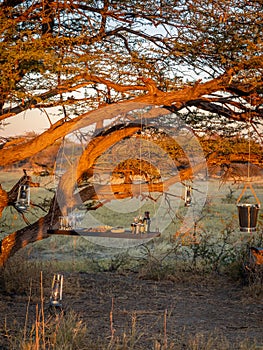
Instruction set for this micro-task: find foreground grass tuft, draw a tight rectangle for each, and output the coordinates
[5,310,87,350]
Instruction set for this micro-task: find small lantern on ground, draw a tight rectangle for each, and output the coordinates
[49,274,63,313]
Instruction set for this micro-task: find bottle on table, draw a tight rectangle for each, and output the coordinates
[143,211,151,233]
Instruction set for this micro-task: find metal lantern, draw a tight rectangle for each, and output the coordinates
[184,185,192,207]
[15,184,30,212]
[50,274,63,308]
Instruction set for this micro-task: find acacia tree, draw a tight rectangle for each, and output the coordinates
[0,0,262,265]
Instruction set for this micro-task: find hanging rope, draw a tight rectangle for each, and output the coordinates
[236,98,261,233]
[247,106,251,182]
[139,113,143,217]
[50,137,66,229]
[236,98,260,206]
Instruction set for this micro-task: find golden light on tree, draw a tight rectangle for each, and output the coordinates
[0,0,262,265]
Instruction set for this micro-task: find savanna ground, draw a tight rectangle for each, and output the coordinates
[0,258,262,349]
[0,172,263,349]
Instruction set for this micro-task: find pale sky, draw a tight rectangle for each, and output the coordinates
[0,108,62,137]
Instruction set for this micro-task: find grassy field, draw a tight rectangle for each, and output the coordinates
[0,170,263,269]
[1,171,263,349]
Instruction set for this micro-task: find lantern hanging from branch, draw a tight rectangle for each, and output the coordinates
[184,185,192,207]
[15,184,30,212]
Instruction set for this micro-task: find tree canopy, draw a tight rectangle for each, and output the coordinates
[0,0,263,264]
[1,1,262,132]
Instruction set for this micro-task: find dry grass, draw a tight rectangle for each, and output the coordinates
[4,315,261,350]
[5,309,87,350]
[1,260,262,350]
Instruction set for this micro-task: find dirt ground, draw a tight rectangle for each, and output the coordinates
[0,271,262,349]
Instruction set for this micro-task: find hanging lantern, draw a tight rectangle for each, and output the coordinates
[15,184,30,212]
[236,183,260,233]
[184,185,192,207]
[50,274,63,308]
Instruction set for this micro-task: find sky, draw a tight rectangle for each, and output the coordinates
[0,108,62,137]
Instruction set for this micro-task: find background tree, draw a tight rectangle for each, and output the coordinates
[0,0,262,264]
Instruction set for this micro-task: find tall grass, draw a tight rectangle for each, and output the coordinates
[5,309,87,350]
